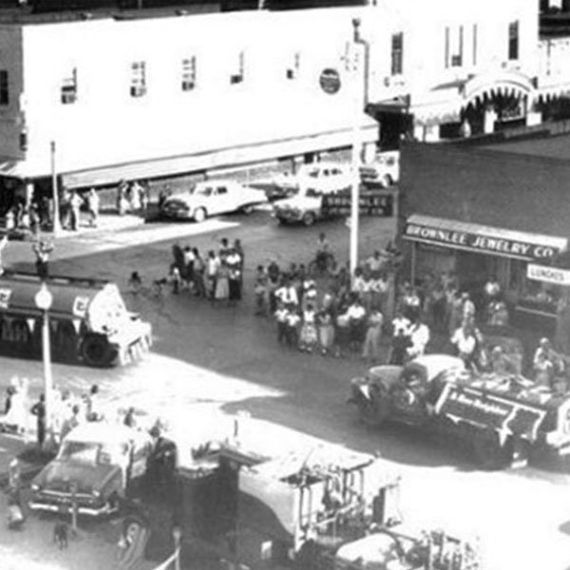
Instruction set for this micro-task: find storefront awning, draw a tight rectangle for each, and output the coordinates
[403,214,568,261]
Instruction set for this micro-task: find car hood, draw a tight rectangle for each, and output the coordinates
[33,460,119,495]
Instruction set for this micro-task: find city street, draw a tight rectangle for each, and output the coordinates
[1,210,570,570]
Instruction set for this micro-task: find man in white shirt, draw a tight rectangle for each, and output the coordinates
[407,319,430,358]
[451,323,477,367]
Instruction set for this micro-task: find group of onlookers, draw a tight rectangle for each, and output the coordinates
[166,237,245,305]
[117,179,151,216]
[257,236,401,361]
[0,378,104,450]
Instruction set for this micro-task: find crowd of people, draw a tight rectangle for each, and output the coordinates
[0,378,106,450]
[128,236,246,307]
[252,234,402,362]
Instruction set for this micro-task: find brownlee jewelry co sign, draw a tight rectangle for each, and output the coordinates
[404,222,562,261]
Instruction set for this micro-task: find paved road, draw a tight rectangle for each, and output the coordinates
[1,211,570,570]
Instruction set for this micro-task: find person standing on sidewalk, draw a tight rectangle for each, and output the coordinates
[69,190,83,231]
[86,188,100,228]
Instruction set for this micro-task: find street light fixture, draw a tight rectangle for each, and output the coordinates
[34,282,54,441]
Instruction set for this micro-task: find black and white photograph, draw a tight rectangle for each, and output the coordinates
[0,0,568,569]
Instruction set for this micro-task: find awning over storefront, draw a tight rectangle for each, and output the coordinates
[403,214,568,261]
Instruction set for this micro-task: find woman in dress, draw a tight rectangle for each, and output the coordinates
[214,261,230,305]
[317,309,335,356]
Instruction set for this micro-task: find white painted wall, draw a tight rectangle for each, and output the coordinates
[0,0,540,178]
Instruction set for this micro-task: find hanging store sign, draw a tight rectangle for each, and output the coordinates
[323,192,393,218]
[527,264,570,286]
[404,221,562,261]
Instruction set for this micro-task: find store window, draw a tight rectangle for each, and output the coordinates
[130,61,147,98]
[391,33,403,76]
[61,69,77,104]
[0,70,9,105]
[286,52,300,80]
[181,56,197,91]
[508,21,519,61]
[230,51,245,85]
[445,25,463,68]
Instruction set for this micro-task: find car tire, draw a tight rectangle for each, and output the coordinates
[81,334,114,368]
[302,212,316,227]
[472,430,511,470]
[193,208,207,223]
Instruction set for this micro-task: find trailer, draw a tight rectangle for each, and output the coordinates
[0,270,152,367]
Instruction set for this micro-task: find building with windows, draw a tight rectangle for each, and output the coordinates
[0,0,565,209]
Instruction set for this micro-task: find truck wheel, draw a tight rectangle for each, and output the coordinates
[302,212,316,227]
[194,208,207,223]
[473,431,511,470]
[358,396,390,427]
[81,334,113,368]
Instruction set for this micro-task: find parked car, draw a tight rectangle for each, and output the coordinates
[273,162,353,195]
[359,150,400,187]
[160,179,267,222]
[29,423,154,517]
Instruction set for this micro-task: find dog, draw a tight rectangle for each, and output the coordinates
[53,521,69,550]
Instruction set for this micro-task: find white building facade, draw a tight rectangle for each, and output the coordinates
[0,0,560,201]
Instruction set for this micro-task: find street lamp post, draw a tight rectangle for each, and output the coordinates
[34,283,54,440]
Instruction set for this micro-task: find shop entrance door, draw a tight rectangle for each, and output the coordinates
[457,252,497,299]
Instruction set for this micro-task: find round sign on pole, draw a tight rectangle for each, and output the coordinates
[319,68,341,95]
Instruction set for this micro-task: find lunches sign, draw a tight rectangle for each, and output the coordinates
[404,222,560,261]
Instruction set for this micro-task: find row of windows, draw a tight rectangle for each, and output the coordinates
[59,52,302,105]
[444,20,519,70]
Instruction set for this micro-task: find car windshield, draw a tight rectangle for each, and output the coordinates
[58,441,128,465]
[189,185,213,196]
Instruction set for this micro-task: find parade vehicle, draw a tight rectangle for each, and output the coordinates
[160,179,267,222]
[29,423,154,517]
[0,271,152,367]
[349,354,570,469]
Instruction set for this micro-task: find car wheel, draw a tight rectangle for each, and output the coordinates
[81,334,114,368]
[472,430,511,470]
[194,208,207,223]
[241,204,254,215]
[302,212,316,227]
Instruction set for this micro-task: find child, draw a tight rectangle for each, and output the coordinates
[169,265,181,295]
[254,265,268,316]
[285,305,301,349]
[299,303,318,353]
[274,302,289,345]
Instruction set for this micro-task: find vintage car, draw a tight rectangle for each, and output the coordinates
[29,423,154,516]
[349,354,570,469]
[272,162,353,196]
[359,150,400,188]
[160,179,267,222]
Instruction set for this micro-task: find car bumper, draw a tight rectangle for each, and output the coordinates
[274,210,303,222]
[28,497,117,517]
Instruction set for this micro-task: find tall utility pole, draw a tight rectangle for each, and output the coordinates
[348,18,366,282]
[50,141,61,237]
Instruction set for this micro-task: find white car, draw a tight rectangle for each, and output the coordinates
[359,150,400,187]
[161,179,267,222]
[273,162,352,194]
